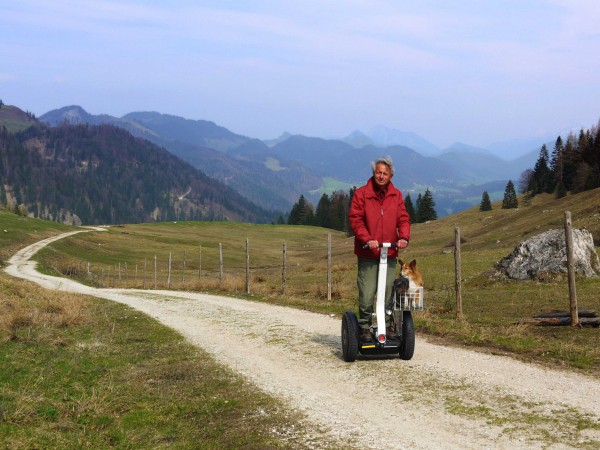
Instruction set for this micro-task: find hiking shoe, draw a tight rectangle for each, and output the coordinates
[360,328,372,342]
[386,327,398,338]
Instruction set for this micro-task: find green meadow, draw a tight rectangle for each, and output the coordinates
[1,187,600,447]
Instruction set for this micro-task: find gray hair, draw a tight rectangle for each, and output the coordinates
[371,156,395,176]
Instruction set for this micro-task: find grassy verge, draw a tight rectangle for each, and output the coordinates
[0,274,320,449]
[0,210,73,263]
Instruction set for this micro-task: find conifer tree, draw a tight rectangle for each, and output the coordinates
[550,136,564,185]
[479,191,492,211]
[315,193,330,228]
[288,195,314,225]
[404,193,416,222]
[329,191,349,232]
[501,180,519,209]
[529,144,553,194]
[416,188,437,221]
[415,193,423,223]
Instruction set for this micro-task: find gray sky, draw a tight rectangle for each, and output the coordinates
[2,0,599,148]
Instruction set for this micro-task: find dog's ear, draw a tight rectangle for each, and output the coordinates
[398,259,403,266]
[409,259,417,269]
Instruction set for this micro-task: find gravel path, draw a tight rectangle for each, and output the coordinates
[6,230,600,449]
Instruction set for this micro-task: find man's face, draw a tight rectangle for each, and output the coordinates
[373,163,392,189]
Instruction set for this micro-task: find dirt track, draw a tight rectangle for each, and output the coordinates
[6,229,600,449]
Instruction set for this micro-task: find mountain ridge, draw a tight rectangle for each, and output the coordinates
[0,112,276,225]
[36,104,551,216]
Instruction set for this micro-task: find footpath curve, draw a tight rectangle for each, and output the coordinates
[5,229,600,449]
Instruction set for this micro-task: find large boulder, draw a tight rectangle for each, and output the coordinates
[496,229,600,280]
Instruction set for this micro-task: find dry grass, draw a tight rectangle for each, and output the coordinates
[0,272,327,449]
[0,277,89,342]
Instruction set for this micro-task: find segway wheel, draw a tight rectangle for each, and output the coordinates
[399,311,415,360]
[341,311,360,362]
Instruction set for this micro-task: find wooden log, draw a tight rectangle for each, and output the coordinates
[516,317,600,327]
[516,317,571,326]
[534,310,597,319]
[580,318,600,327]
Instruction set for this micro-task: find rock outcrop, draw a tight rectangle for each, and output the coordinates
[496,229,600,280]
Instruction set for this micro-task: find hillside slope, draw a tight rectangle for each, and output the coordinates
[0,122,275,225]
[41,107,321,211]
[0,105,38,133]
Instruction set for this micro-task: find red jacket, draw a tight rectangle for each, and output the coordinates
[349,177,411,259]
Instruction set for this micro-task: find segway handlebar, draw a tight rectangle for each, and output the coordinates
[362,242,398,249]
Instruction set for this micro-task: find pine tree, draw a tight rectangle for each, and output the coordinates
[315,193,330,228]
[501,180,519,209]
[562,133,579,191]
[404,193,416,222]
[529,144,553,194]
[416,188,437,221]
[414,193,423,223]
[550,136,564,185]
[479,191,492,211]
[329,191,349,232]
[287,195,314,225]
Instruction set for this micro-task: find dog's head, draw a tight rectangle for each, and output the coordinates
[398,259,418,278]
[393,275,410,294]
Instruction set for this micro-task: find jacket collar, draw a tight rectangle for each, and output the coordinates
[365,177,396,198]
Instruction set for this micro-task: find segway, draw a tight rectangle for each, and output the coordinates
[342,243,424,362]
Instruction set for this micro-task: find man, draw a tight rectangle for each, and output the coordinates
[348,156,411,341]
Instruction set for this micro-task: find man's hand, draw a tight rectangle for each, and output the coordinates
[397,239,409,249]
[367,240,379,250]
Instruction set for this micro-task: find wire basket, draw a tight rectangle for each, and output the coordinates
[395,286,424,311]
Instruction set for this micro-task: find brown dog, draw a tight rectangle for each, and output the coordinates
[399,259,423,308]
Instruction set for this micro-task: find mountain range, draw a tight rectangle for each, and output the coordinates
[39,105,550,217]
[0,105,275,225]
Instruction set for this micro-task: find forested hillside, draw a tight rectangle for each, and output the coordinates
[525,126,600,197]
[41,107,321,211]
[0,123,276,225]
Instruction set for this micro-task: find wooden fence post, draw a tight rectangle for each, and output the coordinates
[327,233,332,301]
[168,252,172,288]
[219,243,224,283]
[282,241,287,295]
[455,227,463,320]
[182,249,186,283]
[246,238,250,294]
[564,211,579,326]
[154,255,157,289]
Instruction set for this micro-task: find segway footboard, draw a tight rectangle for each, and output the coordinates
[359,339,403,356]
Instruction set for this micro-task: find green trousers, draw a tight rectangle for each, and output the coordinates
[356,257,397,330]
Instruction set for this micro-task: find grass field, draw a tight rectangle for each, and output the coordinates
[1,187,600,446]
[0,212,331,448]
[29,188,600,376]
